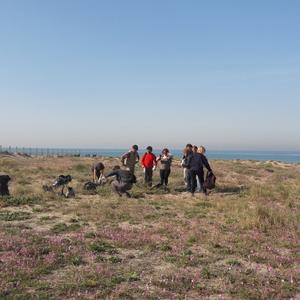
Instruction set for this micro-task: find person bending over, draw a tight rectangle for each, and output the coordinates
[141,146,157,187]
[156,148,173,189]
[105,166,136,198]
[92,162,105,183]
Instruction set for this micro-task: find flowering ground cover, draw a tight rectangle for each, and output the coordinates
[0,155,299,299]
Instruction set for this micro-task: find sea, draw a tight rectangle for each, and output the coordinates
[1,147,300,164]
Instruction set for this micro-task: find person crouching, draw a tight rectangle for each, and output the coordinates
[105,166,136,198]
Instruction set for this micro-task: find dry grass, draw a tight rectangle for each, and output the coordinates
[0,155,299,299]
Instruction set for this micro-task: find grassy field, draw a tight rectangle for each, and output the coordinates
[0,154,299,300]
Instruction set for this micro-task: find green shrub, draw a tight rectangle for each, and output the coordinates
[0,195,40,207]
[89,240,117,254]
[51,223,81,234]
[0,211,32,221]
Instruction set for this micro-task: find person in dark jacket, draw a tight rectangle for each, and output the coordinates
[197,146,213,191]
[105,166,136,197]
[192,145,200,191]
[181,144,193,185]
[141,146,157,187]
[183,146,212,195]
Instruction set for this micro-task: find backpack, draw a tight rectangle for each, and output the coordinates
[53,175,72,187]
[0,175,11,196]
[204,171,216,190]
[83,181,98,191]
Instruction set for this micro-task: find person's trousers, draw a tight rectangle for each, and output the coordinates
[160,169,171,186]
[183,168,187,185]
[144,167,153,186]
[187,169,205,193]
[111,181,133,195]
[127,165,135,175]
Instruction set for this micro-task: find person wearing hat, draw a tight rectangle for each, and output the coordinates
[121,145,140,174]
[141,146,157,187]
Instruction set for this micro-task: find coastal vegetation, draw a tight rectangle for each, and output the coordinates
[0,155,299,299]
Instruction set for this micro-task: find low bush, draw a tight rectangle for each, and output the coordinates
[0,195,40,207]
[0,211,32,221]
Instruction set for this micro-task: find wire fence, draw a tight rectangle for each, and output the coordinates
[1,145,299,163]
[0,146,86,157]
[0,146,129,158]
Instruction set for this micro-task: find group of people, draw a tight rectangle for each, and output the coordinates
[91,144,213,197]
[181,144,212,195]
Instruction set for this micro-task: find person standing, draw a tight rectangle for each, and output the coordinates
[192,145,201,191]
[197,146,213,192]
[121,145,139,174]
[156,148,173,190]
[181,144,193,187]
[141,146,157,187]
[184,146,212,195]
[198,146,211,170]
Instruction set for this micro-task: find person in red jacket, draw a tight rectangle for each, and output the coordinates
[141,146,157,187]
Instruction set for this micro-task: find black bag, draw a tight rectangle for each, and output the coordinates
[0,175,11,196]
[53,175,72,187]
[204,171,216,190]
[83,181,98,191]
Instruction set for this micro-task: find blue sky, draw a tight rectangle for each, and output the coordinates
[0,0,299,150]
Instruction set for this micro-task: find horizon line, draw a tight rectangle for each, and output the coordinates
[1,145,300,153]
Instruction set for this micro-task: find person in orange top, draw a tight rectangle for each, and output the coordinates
[141,146,157,187]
